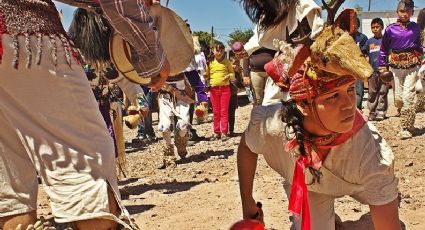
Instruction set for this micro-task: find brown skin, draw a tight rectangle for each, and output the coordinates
[371,23,383,39]
[397,8,414,25]
[237,134,264,226]
[237,80,401,229]
[149,58,170,92]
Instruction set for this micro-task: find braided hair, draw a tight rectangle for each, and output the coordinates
[281,99,322,183]
[239,0,299,30]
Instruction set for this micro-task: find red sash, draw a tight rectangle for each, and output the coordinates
[285,110,367,230]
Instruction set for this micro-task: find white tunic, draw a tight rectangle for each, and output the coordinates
[244,103,398,229]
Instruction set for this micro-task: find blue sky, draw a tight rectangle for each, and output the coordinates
[54,0,425,43]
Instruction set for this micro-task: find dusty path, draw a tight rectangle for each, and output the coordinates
[38,92,425,230]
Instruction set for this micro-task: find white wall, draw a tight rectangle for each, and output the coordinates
[360,11,419,38]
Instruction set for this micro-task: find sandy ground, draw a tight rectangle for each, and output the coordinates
[37,91,425,230]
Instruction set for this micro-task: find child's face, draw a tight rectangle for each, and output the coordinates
[300,79,357,135]
[370,23,383,37]
[214,47,225,59]
[397,9,413,23]
[231,59,239,67]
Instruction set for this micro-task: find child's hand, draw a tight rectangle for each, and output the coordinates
[223,74,230,81]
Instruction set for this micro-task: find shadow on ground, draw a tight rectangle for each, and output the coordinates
[120,180,202,200]
[336,213,406,230]
[176,149,234,165]
[125,204,156,215]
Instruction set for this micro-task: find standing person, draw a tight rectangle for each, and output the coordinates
[184,25,209,126]
[379,0,423,139]
[237,27,400,230]
[242,47,277,105]
[157,73,192,168]
[366,18,389,121]
[229,57,241,136]
[351,17,369,111]
[134,86,158,143]
[0,0,168,229]
[416,8,425,113]
[205,43,235,141]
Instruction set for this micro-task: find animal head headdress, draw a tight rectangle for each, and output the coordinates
[264,5,373,101]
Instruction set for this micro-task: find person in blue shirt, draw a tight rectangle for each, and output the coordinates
[366,18,389,121]
[351,17,369,111]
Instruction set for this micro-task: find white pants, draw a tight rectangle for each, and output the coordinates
[390,66,419,108]
[0,34,132,227]
[158,93,190,145]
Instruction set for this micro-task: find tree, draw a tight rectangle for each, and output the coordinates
[227,29,254,46]
[193,31,220,52]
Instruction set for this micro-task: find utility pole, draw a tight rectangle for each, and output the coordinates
[368,0,371,11]
[211,26,214,48]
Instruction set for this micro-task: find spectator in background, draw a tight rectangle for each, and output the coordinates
[242,47,277,105]
[205,43,235,141]
[366,18,389,121]
[415,8,425,113]
[229,57,241,136]
[134,86,157,143]
[379,0,422,139]
[350,17,368,111]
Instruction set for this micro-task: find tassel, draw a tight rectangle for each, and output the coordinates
[11,35,19,69]
[25,33,32,68]
[49,34,57,66]
[35,33,42,65]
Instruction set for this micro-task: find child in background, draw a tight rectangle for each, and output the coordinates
[350,17,369,111]
[366,18,389,121]
[205,43,235,140]
[379,0,422,139]
[229,57,241,136]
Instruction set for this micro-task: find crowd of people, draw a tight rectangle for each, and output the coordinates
[0,0,424,230]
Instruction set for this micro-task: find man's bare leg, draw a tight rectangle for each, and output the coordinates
[75,188,119,230]
[0,211,37,229]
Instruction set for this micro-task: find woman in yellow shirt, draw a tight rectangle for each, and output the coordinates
[205,43,235,140]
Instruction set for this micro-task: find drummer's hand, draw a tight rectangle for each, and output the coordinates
[149,59,170,92]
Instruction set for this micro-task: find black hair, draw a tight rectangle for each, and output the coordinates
[68,8,112,65]
[281,99,322,183]
[281,100,306,156]
[239,0,299,30]
[371,18,384,28]
[356,17,361,28]
[397,0,415,11]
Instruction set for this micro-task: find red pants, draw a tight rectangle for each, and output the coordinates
[210,85,231,135]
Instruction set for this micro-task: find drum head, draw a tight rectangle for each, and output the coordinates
[109,4,194,85]
[109,33,151,85]
[149,4,194,75]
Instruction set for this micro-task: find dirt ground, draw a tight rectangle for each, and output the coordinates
[38,91,425,230]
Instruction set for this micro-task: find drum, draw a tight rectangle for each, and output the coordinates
[110,3,194,85]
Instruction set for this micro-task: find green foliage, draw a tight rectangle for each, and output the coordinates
[227,29,254,46]
[193,31,220,50]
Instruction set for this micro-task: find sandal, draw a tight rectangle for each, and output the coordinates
[210,134,220,141]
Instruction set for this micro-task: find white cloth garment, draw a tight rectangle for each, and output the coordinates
[244,103,398,230]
